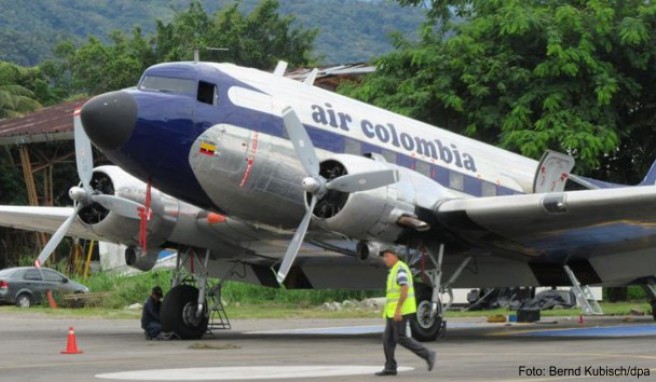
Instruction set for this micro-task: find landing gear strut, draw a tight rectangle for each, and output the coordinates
[410,244,471,342]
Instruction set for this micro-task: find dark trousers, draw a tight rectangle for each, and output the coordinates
[144,321,162,339]
[383,315,431,370]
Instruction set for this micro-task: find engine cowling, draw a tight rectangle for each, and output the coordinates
[310,154,438,243]
[124,246,161,271]
[77,165,179,249]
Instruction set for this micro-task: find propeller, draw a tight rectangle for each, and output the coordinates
[33,110,144,270]
[275,106,399,284]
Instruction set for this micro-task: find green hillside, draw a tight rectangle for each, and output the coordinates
[0,0,424,66]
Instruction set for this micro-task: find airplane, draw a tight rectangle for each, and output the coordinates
[2,59,656,341]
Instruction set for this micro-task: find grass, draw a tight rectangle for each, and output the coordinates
[6,259,654,320]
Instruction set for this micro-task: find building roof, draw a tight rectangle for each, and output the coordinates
[0,98,88,146]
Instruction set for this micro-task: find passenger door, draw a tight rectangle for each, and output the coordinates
[22,269,44,302]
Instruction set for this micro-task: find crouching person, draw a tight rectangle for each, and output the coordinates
[141,286,163,340]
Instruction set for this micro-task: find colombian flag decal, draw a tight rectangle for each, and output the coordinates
[200,141,217,156]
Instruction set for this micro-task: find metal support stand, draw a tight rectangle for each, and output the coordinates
[207,262,239,332]
[641,279,656,321]
[563,265,603,315]
[642,279,656,301]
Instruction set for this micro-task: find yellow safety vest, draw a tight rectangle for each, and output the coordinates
[384,260,416,318]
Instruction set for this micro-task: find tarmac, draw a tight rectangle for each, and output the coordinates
[1,310,655,382]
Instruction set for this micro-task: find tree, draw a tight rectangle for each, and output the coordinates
[45,0,318,96]
[207,0,317,69]
[345,0,656,182]
[0,62,41,118]
[158,0,318,69]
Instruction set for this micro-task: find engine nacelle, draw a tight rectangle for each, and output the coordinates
[311,155,415,242]
[311,154,447,243]
[77,166,179,249]
[125,246,160,271]
[355,241,386,265]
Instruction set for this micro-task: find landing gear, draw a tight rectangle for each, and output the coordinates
[410,285,444,341]
[161,284,208,339]
[160,247,212,339]
[409,243,470,342]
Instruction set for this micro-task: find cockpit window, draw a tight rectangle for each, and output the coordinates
[139,75,196,94]
[197,81,218,105]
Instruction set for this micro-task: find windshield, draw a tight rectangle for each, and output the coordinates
[139,75,196,94]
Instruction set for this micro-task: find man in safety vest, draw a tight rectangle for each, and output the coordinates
[376,246,436,376]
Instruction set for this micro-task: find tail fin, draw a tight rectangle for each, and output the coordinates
[570,158,656,189]
[639,159,656,186]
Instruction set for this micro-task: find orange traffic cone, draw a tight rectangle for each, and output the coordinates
[46,290,58,309]
[61,327,83,354]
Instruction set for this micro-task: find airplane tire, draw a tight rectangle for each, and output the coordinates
[409,285,442,342]
[161,284,208,339]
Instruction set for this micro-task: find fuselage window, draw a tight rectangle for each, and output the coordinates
[382,149,397,164]
[139,75,196,94]
[198,81,218,105]
[416,160,431,177]
[449,171,464,191]
[344,138,361,155]
[482,181,496,196]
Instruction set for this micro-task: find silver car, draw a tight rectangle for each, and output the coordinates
[0,267,89,307]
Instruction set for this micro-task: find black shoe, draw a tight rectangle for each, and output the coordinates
[375,369,397,376]
[427,351,436,371]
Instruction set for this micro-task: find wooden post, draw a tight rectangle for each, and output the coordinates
[18,146,48,254]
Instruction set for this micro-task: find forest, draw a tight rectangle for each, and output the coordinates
[0,0,424,66]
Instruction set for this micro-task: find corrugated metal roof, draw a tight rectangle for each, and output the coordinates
[0,98,88,146]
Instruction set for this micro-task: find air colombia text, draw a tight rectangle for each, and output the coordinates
[310,103,477,173]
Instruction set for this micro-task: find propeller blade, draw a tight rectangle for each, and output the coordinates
[276,196,317,284]
[35,204,83,268]
[281,106,320,177]
[326,169,399,193]
[74,110,94,193]
[90,194,144,219]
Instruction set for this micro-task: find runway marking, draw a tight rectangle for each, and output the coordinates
[499,324,656,338]
[95,366,414,380]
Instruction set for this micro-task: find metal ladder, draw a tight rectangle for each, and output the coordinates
[563,265,603,315]
[207,283,231,331]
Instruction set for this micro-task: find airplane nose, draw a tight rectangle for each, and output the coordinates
[80,91,137,151]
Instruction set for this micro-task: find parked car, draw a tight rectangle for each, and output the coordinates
[0,267,89,307]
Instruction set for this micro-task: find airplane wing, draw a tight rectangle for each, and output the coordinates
[434,185,656,254]
[0,206,103,242]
